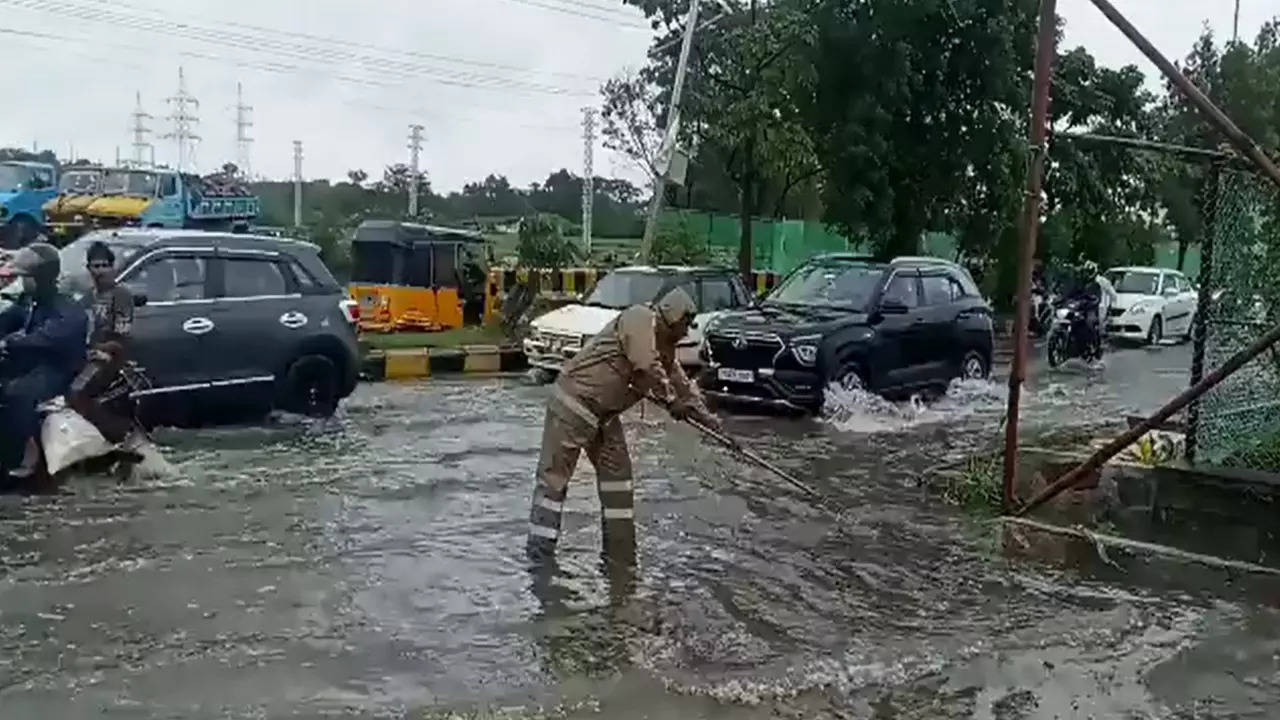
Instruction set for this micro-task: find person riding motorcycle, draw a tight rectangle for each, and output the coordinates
[526,286,721,562]
[0,243,89,486]
[67,241,136,445]
[1059,259,1115,356]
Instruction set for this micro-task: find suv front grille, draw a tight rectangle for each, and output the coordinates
[706,330,784,369]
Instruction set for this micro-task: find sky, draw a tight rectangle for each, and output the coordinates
[1,0,1273,192]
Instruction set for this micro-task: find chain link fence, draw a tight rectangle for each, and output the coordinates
[1188,167,1280,470]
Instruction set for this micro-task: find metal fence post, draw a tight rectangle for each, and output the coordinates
[1186,161,1222,464]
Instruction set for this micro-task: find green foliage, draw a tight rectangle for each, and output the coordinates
[937,454,1003,513]
[516,214,580,269]
[650,215,710,265]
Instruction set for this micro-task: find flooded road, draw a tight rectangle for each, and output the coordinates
[4,342,1279,718]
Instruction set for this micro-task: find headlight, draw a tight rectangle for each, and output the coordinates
[1055,308,1072,319]
[1130,302,1153,315]
[790,334,821,366]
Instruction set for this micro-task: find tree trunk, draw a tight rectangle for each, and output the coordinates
[739,137,757,286]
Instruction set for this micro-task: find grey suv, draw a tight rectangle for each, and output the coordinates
[60,229,360,423]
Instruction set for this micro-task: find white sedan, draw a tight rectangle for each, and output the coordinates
[1104,266,1198,345]
[523,265,754,375]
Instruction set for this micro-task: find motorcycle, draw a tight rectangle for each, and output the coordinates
[3,360,167,491]
[1046,297,1102,368]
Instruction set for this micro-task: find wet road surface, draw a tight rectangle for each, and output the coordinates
[5,342,1279,718]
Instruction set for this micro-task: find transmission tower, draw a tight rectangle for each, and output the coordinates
[162,67,201,172]
[408,124,424,217]
[581,107,596,253]
[129,91,153,168]
[234,82,254,178]
[293,140,304,228]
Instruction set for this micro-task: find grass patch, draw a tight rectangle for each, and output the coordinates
[934,453,1003,514]
[362,325,508,350]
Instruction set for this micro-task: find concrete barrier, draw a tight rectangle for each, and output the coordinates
[363,345,527,381]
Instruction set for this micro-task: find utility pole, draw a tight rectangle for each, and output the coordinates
[407,124,424,217]
[163,67,201,172]
[581,107,596,255]
[1233,0,1241,43]
[639,0,701,263]
[293,140,303,228]
[129,91,153,169]
[234,82,254,178]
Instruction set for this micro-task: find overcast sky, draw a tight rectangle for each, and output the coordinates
[2,0,1272,192]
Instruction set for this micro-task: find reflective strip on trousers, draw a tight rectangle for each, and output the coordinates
[527,482,567,553]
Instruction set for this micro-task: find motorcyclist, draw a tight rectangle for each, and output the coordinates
[1060,258,1116,355]
[526,286,721,562]
[0,243,89,485]
[67,241,135,445]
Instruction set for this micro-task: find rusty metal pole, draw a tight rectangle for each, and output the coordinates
[1018,318,1280,516]
[1002,0,1058,512]
[1086,0,1280,192]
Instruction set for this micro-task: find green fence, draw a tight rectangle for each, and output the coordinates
[661,210,855,275]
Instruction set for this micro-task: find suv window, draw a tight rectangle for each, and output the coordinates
[223,258,288,298]
[921,274,952,306]
[124,255,208,303]
[700,277,738,312]
[883,272,920,308]
[286,259,320,292]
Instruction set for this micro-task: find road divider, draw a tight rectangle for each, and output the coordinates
[362,345,528,381]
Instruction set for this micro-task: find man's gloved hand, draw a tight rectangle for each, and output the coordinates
[693,407,724,432]
[669,397,695,421]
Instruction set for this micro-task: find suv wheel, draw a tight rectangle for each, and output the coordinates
[832,364,867,392]
[960,350,989,381]
[282,354,340,418]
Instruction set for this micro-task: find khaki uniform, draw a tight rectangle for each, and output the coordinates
[527,288,709,560]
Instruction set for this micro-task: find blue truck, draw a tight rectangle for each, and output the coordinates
[0,161,58,248]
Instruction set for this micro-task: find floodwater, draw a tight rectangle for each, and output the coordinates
[4,344,1279,718]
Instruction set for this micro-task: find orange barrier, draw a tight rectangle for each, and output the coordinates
[349,284,464,333]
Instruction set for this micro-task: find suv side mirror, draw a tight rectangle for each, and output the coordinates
[1163,286,1179,297]
[133,293,148,308]
[879,298,910,315]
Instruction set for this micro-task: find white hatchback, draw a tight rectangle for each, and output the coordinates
[523,266,753,375]
[1104,266,1198,345]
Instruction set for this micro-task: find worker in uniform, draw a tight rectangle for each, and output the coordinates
[526,286,720,562]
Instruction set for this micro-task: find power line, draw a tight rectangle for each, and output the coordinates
[0,0,603,95]
[496,0,649,27]
[0,27,587,135]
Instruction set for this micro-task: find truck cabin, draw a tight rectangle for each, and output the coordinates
[0,161,55,192]
[58,168,104,195]
[101,168,160,197]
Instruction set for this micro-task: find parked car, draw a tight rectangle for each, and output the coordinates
[699,254,994,412]
[523,265,753,375]
[57,229,360,424]
[1104,266,1198,345]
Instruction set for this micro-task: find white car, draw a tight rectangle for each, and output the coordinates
[523,265,754,375]
[1104,266,1199,345]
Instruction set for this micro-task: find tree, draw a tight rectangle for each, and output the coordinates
[516,214,580,269]
[346,169,369,186]
[803,0,1038,267]
[600,71,664,180]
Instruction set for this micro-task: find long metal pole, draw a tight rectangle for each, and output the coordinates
[1001,0,1058,512]
[639,0,701,263]
[1018,318,1280,517]
[1185,161,1222,463]
[1087,0,1280,192]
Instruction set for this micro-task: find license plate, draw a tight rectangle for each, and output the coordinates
[717,367,754,383]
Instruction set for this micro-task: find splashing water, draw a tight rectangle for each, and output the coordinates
[821,378,1007,434]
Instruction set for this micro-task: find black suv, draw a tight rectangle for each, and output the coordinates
[700,254,993,412]
[59,229,360,423]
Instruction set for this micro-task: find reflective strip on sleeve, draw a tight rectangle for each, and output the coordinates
[528,523,560,540]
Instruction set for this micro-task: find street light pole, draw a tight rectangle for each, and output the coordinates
[639,0,701,264]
